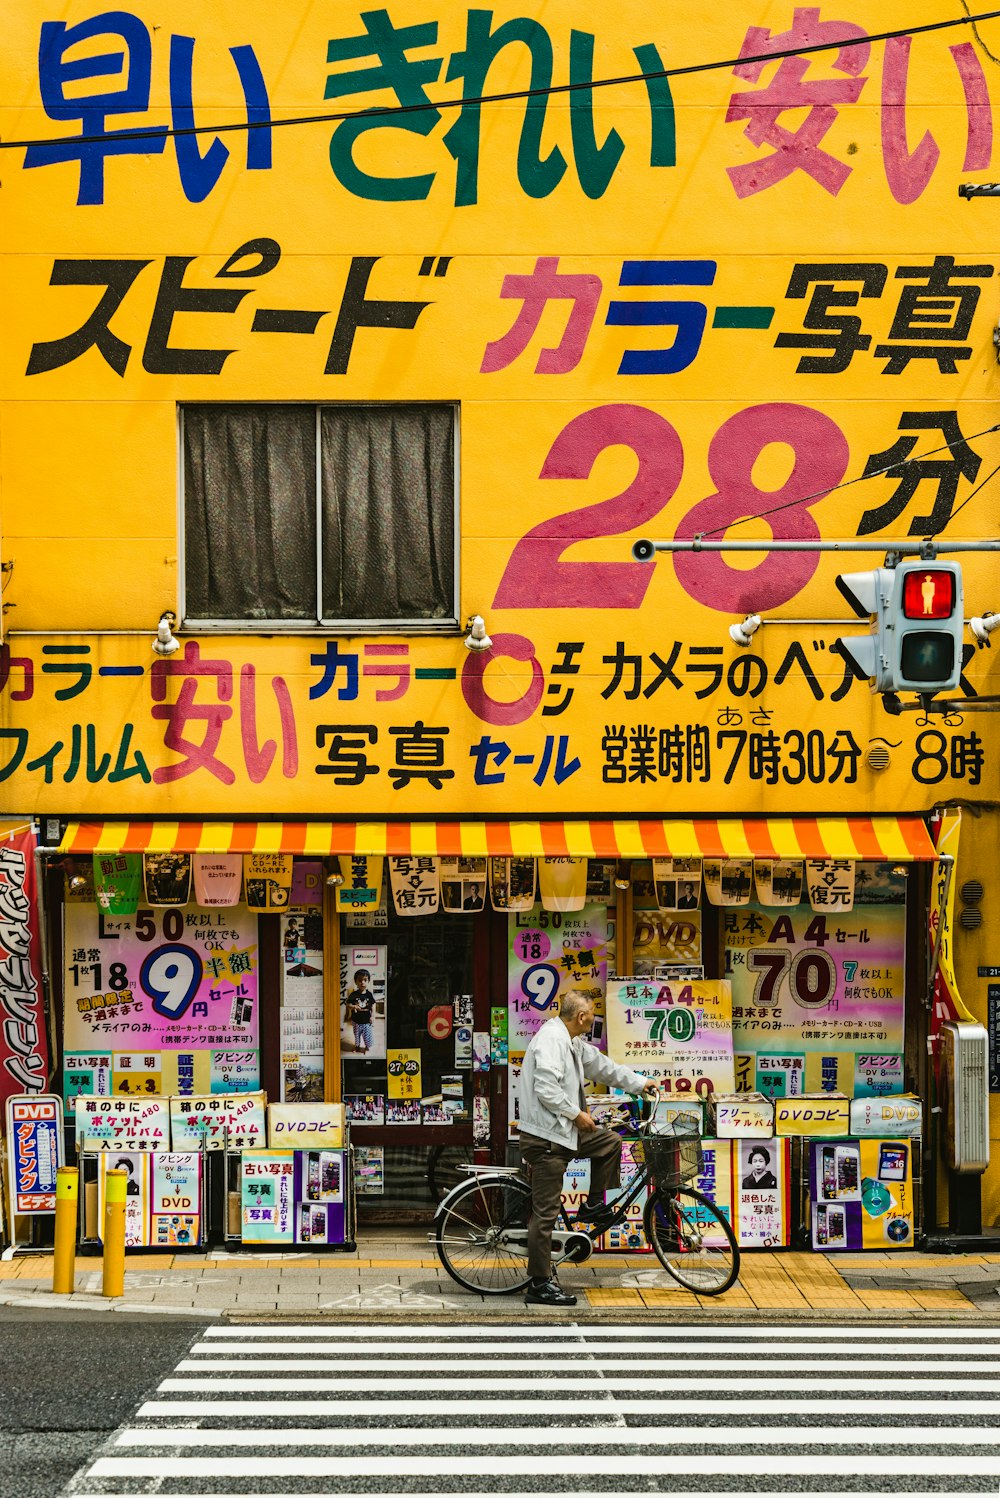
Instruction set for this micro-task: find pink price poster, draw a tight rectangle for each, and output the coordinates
[63,904,259,1055]
[508,904,610,1050]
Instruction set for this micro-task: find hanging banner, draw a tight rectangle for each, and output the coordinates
[441,856,487,912]
[806,860,856,912]
[192,854,242,907]
[345,868,388,930]
[63,903,260,1096]
[243,853,292,911]
[652,859,702,912]
[389,855,440,916]
[753,861,803,907]
[387,1047,422,1098]
[605,978,736,1096]
[5,1094,62,1213]
[339,945,387,1060]
[726,895,905,1095]
[93,852,142,915]
[508,904,609,1050]
[703,860,753,906]
[929,809,974,1038]
[489,856,536,912]
[289,860,323,907]
[538,857,588,913]
[336,854,384,913]
[143,853,192,908]
[0,828,50,1109]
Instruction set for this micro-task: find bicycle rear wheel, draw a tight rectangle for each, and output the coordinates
[435,1175,533,1295]
[644,1186,740,1295]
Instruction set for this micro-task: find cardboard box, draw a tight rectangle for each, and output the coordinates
[715,1092,774,1139]
[774,1092,849,1137]
[849,1095,922,1137]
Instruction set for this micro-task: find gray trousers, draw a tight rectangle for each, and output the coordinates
[519,1128,623,1279]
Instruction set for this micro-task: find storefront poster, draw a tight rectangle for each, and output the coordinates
[281,913,323,1005]
[75,1095,170,1150]
[192,855,242,907]
[150,1152,201,1247]
[63,903,260,1094]
[490,1006,508,1065]
[99,1150,150,1246]
[691,1141,733,1246]
[268,1102,344,1149]
[727,900,905,1095]
[289,861,323,907]
[340,945,387,1060]
[386,1098,421,1124]
[388,856,440,916]
[631,907,703,975]
[508,1051,524,1139]
[490,857,536,912]
[169,1092,266,1150]
[143,854,192,908]
[243,853,292,911]
[354,1145,384,1194]
[733,1138,791,1248]
[345,1094,385,1125]
[241,1152,295,1243]
[606,979,736,1096]
[652,859,702,913]
[0,829,50,1109]
[64,1053,112,1102]
[281,912,324,1100]
[508,904,609,1049]
[809,1137,916,1251]
[5,1094,62,1212]
[387,1048,422,1099]
[473,1094,490,1146]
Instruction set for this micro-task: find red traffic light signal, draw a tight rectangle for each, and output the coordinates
[900,568,957,621]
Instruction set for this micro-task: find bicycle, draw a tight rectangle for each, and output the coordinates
[432,1108,740,1296]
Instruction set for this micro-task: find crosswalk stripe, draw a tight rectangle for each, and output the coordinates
[136,1398,1000,1417]
[202,1323,1000,1339]
[85,1454,1000,1478]
[157,1374,1000,1391]
[172,1356,997,1373]
[186,1338,1000,1357]
[112,1425,1000,1447]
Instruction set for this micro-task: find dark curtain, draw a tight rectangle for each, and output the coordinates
[184,405,316,621]
[320,406,455,621]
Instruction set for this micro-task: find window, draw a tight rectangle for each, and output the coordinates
[181,403,458,628]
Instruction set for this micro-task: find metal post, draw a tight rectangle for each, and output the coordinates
[101,1168,127,1298]
[51,1166,78,1294]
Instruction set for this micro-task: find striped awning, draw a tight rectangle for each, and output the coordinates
[57,817,938,861]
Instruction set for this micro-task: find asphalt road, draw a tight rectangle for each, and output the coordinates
[0,1307,206,1498]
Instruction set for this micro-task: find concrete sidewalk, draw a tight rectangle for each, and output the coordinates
[3,1232,1000,1319]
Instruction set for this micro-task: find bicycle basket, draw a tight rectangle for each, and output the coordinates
[634,1133,703,1188]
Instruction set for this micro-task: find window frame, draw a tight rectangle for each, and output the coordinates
[178,401,461,633]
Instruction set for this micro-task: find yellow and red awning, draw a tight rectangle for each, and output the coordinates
[58,816,938,861]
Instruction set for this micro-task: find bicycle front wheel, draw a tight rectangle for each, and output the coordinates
[435,1175,533,1295]
[644,1186,740,1295]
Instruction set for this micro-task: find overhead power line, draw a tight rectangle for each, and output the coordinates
[2,8,999,152]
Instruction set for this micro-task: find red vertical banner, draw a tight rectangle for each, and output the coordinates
[0,828,50,1107]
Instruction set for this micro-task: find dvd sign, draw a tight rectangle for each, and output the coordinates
[5,1094,63,1213]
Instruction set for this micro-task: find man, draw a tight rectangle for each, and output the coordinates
[518,991,659,1307]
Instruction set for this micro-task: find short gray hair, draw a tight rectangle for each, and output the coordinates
[559,991,594,1022]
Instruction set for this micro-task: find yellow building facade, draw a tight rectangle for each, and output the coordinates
[2,2,1000,1243]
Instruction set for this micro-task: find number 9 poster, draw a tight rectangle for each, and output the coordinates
[605,978,736,1098]
[62,903,260,1098]
[508,905,610,1051]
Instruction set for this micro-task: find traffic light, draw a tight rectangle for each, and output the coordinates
[836,559,964,695]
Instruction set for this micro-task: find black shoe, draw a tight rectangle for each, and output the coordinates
[524,1278,578,1306]
[572,1201,617,1232]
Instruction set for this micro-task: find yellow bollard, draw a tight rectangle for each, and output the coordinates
[52,1166,79,1294]
[102,1167,127,1298]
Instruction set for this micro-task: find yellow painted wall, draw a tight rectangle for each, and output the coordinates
[1,2,999,816]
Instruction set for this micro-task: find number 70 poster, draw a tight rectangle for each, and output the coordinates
[606,978,736,1097]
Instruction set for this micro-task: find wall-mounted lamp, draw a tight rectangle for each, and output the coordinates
[153,610,181,656]
[729,613,762,647]
[325,863,344,887]
[614,863,631,891]
[464,614,493,653]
